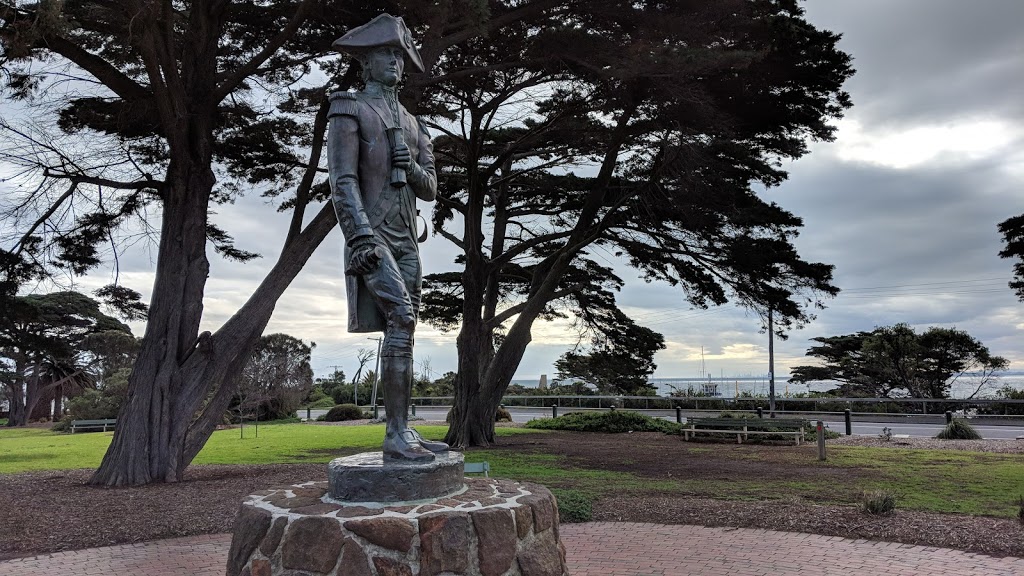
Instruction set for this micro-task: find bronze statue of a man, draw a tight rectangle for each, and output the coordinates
[328,14,448,462]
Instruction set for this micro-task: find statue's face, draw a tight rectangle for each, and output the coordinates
[364,46,405,87]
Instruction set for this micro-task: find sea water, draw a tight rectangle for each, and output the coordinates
[511,374,1024,399]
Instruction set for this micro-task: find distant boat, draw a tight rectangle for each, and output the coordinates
[700,381,722,397]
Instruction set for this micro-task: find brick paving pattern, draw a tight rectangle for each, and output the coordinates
[3,522,1023,575]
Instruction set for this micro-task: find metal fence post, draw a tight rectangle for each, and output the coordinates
[756,407,763,419]
[306,408,311,421]
[817,421,826,461]
[945,410,953,425]
[552,405,558,418]
[844,409,852,436]
[411,403,416,417]
[373,404,379,419]
[676,407,682,423]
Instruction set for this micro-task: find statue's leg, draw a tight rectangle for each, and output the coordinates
[361,249,433,462]
[394,247,448,454]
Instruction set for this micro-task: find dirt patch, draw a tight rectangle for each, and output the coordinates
[0,464,326,560]
[490,431,867,484]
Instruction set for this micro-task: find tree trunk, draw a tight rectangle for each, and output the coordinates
[89,201,336,486]
[6,379,24,427]
[51,387,62,422]
[90,162,214,486]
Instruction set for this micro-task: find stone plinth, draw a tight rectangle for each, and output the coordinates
[226,477,568,576]
[327,451,464,502]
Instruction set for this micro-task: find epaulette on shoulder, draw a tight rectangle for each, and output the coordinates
[416,115,431,135]
[328,91,360,118]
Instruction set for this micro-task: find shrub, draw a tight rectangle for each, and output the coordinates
[324,404,366,422]
[862,490,897,515]
[935,419,982,440]
[446,407,516,423]
[525,410,682,434]
[552,489,593,523]
[1017,495,1024,525]
[303,397,336,409]
[804,421,841,440]
[51,415,74,432]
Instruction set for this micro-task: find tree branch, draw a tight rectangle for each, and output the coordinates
[285,92,330,246]
[211,0,315,103]
[487,282,584,328]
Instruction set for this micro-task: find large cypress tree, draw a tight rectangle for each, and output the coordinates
[0,0,561,485]
[415,0,854,447]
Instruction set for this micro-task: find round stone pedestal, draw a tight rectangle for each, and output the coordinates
[226,477,568,576]
[327,451,464,502]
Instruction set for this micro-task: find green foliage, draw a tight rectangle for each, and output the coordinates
[525,410,681,434]
[1017,495,1024,525]
[998,214,1024,300]
[0,290,135,425]
[935,419,983,440]
[415,371,456,397]
[232,333,315,421]
[790,323,1008,398]
[862,490,898,515]
[302,397,336,409]
[551,488,593,523]
[996,385,1024,415]
[315,370,347,403]
[324,404,366,422]
[554,319,664,395]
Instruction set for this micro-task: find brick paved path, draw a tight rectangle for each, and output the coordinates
[3,523,1022,575]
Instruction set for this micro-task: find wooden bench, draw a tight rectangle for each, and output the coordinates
[683,417,807,445]
[70,419,117,433]
[464,461,490,477]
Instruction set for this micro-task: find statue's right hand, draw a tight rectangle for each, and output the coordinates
[346,239,382,275]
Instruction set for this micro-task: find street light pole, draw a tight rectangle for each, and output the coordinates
[368,337,383,409]
[768,307,776,418]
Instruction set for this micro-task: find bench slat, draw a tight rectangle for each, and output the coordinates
[70,419,117,433]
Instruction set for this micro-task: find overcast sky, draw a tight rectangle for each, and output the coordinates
[7,0,1024,385]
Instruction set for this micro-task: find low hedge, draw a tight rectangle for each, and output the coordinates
[524,410,682,434]
[322,404,367,422]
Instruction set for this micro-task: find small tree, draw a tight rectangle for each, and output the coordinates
[0,290,137,426]
[790,324,1008,398]
[315,369,347,404]
[235,333,314,421]
[554,317,664,395]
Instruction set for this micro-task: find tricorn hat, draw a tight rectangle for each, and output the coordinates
[332,14,425,73]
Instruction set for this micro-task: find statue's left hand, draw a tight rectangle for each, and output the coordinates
[393,141,412,171]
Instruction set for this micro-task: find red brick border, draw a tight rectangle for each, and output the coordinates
[3,523,1023,575]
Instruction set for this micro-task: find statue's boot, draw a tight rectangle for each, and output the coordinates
[383,429,434,462]
[382,355,434,462]
[406,427,449,453]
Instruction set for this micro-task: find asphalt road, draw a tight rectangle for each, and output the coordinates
[298,407,1024,439]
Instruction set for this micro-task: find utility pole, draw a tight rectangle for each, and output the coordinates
[768,307,776,418]
[328,365,346,404]
[368,337,383,408]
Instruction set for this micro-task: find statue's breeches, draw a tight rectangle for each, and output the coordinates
[361,245,419,358]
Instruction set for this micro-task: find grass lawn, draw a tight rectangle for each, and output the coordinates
[828,446,1024,516]
[0,423,542,473]
[2,424,1022,519]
